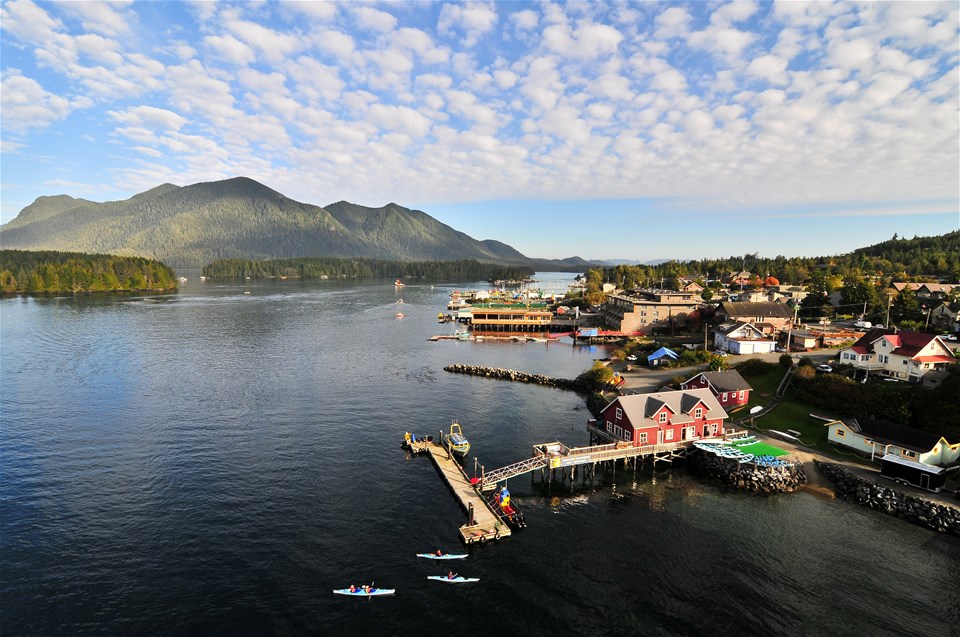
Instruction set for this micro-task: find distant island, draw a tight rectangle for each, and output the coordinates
[202,257,533,283]
[0,250,178,294]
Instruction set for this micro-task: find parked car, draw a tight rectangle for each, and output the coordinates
[775,345,786,353]
[943,334,957,341]
[816,364,833,373]
[626,354,638,361]
[715,351,728,357]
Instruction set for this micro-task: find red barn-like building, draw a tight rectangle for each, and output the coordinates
[680,370,753,408]
[597,389,728,446]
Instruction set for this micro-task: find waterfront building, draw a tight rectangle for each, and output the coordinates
[468,304,554,333]
[599,290,700,334]
[597,389,727,446]
[713,322,777,355]
[824,416,960,466]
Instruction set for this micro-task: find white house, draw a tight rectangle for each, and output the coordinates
[714,322,777,355]
[838,328,956,383]
[825,417,960,466]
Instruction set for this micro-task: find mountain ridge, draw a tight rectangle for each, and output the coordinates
[1,177,590,271]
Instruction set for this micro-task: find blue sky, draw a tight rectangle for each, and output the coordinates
[1,1,957,261]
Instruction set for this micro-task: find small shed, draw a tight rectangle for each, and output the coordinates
[647,347,679,367]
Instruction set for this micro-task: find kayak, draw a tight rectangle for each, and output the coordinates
[416,553,468,560]
[426,576,479,584]
[333,588,395,597]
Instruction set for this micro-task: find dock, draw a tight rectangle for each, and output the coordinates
[407,438,512,545]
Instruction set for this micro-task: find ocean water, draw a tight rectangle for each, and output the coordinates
[2,276,958,636]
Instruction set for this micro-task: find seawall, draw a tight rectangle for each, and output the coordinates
[443,364,586,391]
[688,451,807,493]
[815,461,960,536]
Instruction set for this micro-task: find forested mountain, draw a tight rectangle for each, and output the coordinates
[0,177,567,270]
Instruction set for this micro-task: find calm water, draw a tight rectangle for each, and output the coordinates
[2,275,958,636]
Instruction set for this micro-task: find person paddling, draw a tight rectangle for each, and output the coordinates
[435,549,444,557]
[447,571,457,580]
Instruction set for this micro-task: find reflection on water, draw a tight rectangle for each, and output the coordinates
[1,276,958,636]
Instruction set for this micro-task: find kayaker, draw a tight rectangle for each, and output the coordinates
[447,571,457,580]
[349,584,357,593]
[435,549,443,557]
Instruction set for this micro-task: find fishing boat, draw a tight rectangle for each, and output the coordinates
[444,422,470,455]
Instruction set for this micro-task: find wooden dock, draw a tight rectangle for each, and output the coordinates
[407,439,511,545]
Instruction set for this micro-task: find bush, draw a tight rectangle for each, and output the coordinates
[779,353,793,369]
[734,358,779,377]
[794,365,816,380]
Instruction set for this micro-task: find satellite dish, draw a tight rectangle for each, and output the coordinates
[749,406,763,414]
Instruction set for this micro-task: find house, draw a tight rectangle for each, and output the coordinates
[788,331,819,351]
[715,302,795,331]
[724,271,752,286]
[713,322,777,355]
[680,370,752,408]
[929,301,959,332]
[599,290,701,334]
[838,328,956,383]
[646,346,679,367]
[596,389,728,446]
[825,416,960,466]
[892,282,958,301]
[677,278,704,294]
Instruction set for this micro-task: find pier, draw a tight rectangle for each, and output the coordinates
[406,437,512,545]
[477,435,690,491]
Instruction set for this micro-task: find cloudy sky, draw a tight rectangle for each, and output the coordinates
[1,1,957,261]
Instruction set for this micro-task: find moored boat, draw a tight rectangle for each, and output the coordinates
[489,485,526,529]
[444,422,470,455]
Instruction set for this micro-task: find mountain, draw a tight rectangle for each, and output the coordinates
[0,177,573,270]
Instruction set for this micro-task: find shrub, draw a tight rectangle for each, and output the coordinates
[734,358,778,377]
[779,353,793,369]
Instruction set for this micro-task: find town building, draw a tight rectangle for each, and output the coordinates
[715,301,795,332]
[599,290,700,334]
[824,416,960,466]
[595,389,727,446]
[713,322,778,355]
[892,282,958,301]
[838,328,956,384]
[467,304,554,333]
[679,370,753,408]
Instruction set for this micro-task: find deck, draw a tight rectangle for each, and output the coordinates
[408,439,512,545]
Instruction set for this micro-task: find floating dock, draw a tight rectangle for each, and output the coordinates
[407,438,511,545]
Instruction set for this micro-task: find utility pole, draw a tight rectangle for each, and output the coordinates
[885,292,893,327]
[785,301,800,353]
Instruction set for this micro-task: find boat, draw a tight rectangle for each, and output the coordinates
[444,422,470,455]
[455,329,471,340]
[416,552,468,560]
[394,279,405,287]
[426,575,479,584]
[395,312,405,319]
[333,586,395,596]
[489,485,526,529]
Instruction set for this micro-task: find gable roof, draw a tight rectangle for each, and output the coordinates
[719,302,794,319]
[647,346,679,362]
[684,370,752,393]
[847,327,947,358]
[602,389,727,427]
[836,417,946,452]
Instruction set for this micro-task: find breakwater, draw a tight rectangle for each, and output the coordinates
[689,451,807,493]
[815,461,960,536]
[443,364,587,391]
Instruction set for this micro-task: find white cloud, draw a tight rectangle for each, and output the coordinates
[438,1,497,47]
[0,71,72,132]
[354,6,397,32]
[653,7,691,40]
[746,54,788,85]
[58,1,133,37]
[0,0,62,44]
[511,9,539,31]
[204,34,256,66]
[110,105,186,131]
[542,21,624,59]
[366,103,432,138]
[225,19,303,64]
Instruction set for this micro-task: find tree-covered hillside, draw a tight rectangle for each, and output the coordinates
[0,177,546,270]
[0,250,178,294]
[203,256,533,282]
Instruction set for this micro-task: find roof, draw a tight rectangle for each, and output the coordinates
[835,417,945,452]
[717,321,764,337]
[719,302,794,319]
[603,389,727,428]
[846,328,943,358]
[685,370,752,393]
[647,346,679,362]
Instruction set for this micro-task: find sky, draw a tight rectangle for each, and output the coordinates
[1,1,958,262]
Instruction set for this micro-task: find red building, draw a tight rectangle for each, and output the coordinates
[597,389,728,446]
[679,370,752,408]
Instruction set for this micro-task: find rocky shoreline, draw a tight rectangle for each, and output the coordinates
[443,364,586,391]
[688,450,807,493]
[815,461,960,536]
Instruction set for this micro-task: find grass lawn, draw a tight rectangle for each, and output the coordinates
[736,367,872,464]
